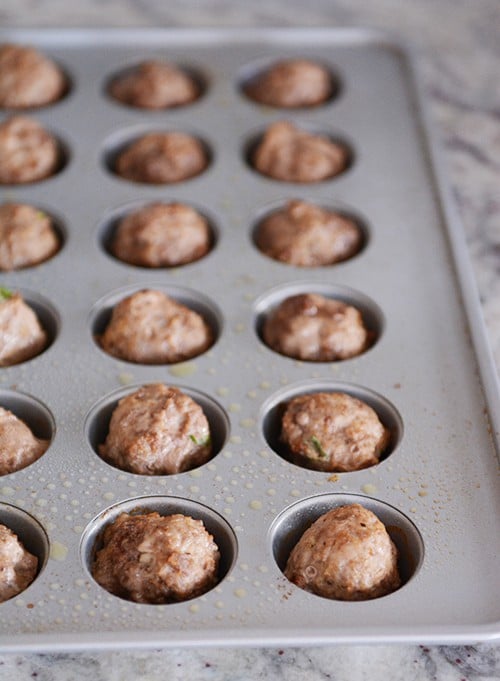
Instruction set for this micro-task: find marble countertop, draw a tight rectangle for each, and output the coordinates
[0,0,499,679]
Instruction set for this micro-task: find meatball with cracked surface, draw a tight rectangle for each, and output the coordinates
[245,58,333,108]
[110,202,211,267]
[0,523,38,602]
[0,203,60,271]
[0,290,48,367]
[0,43,66,109]
[285,504,401,600]
[92,511,220,603]
[99,289,213,364]
[0,116,60,184]
[252,121,347,183]
[281,391,389,472]
[115,131,208,184]
[263,293,370,362]
[0,406,49,475]
[255,200,362,267]
[99,383,212,475]
[109,60,200,109]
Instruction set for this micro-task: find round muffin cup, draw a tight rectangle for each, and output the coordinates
[85,382,230,475]
[0,388,55,475]
[97,198,217,268]
[260,379,403,472]
[0,57,72,111]
[0,202,66,271]
[0,388,55,446]
[0,502,50,599]
[89,282,222,364]
[0,127,70,186]
[104,61,207,109]
[250,197,368,267]
[244,121,354,183]
[269,492,424,599]
[80,495,238,604]
[102,124,212,184]
[239,56,341,109]
[0,288,59,365]
[254,281,383,361]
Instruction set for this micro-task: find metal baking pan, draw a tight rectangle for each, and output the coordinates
[0,28,498,650]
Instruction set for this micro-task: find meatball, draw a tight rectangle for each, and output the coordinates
[252,121,347,183]
[92,512,220,603]
[255,200,362,267]
[0,116,60,184]
[115,131,208,184]
[245,59,332,108]
[0,406,49,475]
[0,43,66,109]
[0,523,38,602]
[99,383,212,475]
[99,289,213,364]
[281,392,389,472]
[0,203,60,271]
[110,202,211,267]
[0,290,48,367]
[285,504,401,600]
[109,60,199,109]
[263,293,369,362]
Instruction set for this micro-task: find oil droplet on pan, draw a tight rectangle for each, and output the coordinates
[50,542,68,561]
[169,362,197,378]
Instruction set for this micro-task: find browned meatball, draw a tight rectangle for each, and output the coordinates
[0,406,49,475]
[92,512,220,603]
[99,289,213,364]
[252,121,347,183]
[99,383,212,475]
[281,392,389,472]
[109,60,199,109]
[245,59,332,108]
[0,116,60,184]
[0,291,48,366]
[263,293,369,362]
[0,203,60,271]
[255,200,362,267]
[115,132,208,184]
[285,504,400,600]
[0,44,66,109]
[0,523,38,602]
[110,202,211,267]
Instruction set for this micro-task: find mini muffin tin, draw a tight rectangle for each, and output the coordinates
[0,28,499,650]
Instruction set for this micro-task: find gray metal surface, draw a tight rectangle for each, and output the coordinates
[0,28,498,650]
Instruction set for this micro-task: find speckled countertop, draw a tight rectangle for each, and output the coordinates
[0,1,499,679]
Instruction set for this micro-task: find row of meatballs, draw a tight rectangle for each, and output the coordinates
[0,115,348,185]
[0,382,390,477]
[0,199,363,271]
[0,287,374,367]
[0,502,400,606]
[0,43,336,110]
